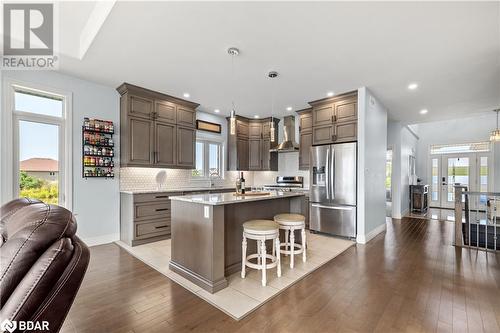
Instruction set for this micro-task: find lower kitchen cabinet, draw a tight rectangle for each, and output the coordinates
[121,192,179,246]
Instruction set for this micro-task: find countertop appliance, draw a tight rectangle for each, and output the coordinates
[310,143,357,238]
[263,176,304,192]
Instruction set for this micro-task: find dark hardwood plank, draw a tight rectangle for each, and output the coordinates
[61,217,500,333]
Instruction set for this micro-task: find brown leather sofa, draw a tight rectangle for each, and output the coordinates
[0,198,90,332]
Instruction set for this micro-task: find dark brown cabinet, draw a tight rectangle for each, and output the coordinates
[297,108,313,170]
[176,126,196,167]
[155,122,176,166]
[227,116,278,171]
[118,83,199,169]
[236,138,249,170]
[129,117,153,165]
[309,91,358,146]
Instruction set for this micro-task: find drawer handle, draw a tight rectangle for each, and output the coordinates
[155,208,169,212]
[155,225,168,229]
[155,195,168,199]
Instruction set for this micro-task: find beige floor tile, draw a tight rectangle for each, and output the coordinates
[196,287,260,319]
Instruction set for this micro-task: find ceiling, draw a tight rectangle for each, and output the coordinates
[57,1,500,124]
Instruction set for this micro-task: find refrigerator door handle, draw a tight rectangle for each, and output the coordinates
[311,204,354,211]
[330,146,335,200]
[325,148,330,200]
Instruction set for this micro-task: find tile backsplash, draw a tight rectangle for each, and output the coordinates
[120,152,309,191]
[120,168,255,191]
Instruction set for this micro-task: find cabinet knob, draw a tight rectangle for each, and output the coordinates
[332,134,337,141]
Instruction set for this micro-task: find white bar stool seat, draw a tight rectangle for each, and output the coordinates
[241,220,281,286]
[274,213,306,268]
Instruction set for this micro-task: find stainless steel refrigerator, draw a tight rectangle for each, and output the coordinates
[309,142,357,238]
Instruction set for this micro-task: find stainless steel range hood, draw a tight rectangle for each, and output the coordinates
[270,115,299,153]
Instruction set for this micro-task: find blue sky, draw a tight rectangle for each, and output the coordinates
[16,92,61,161]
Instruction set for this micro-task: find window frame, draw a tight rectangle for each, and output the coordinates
[192,138,224,180]
[2,79,73,209]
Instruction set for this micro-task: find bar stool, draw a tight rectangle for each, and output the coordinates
[241,220,281,286]
[274,213,306,269]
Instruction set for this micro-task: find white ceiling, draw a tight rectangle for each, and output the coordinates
[57,1,500,124]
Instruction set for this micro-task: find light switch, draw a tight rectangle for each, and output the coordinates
[204,206,210,219]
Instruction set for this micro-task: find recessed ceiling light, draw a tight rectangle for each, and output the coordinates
[408,83,418,90]
[327,91,334,97]
[214,109,220,113]
[286,106,293,111]
[183,93,190,98]
[420,109,428,114]
[254,115,260,119]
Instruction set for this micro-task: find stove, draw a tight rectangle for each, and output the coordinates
[263,176,304,192]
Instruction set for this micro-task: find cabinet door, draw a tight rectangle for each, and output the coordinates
[129,95,154,119]
[236,138,249,170]
[249,122,262,139]
[312,124,334,145]
[300,112,313,133]
[299,131,313,170]
[334,121,357,142]
[261,138,272,170]
[262,122,270,138]
[176,126,196,168]
[155,100,176,124]
[176,107,196,127]
[155,122,176,167]
[312,104,334,126]
[335,100,357,123]
[248,139,262,170]
[237,120,249,138]
[129,117,153,165]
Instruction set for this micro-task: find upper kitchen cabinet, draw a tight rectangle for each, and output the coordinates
[309,91,358,145]
[117,83,199,169]
[297,108,313,170]
[227,116,278,171]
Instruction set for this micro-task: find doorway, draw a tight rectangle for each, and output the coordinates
[429,143,491,209]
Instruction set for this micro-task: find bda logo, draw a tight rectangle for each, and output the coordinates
[0,319,16,333]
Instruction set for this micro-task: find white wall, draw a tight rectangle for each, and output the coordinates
[387,121,402,217]
[357,87,388,243]
[2,71,120,246]
[415,112,497,185]
[400,126,418,216]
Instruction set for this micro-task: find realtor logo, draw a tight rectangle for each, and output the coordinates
[0,319,16,333]
[2,3,58,69]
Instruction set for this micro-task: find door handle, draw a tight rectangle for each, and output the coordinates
[311,204,354,210]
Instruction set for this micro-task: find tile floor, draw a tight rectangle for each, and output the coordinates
[115,232,354,320]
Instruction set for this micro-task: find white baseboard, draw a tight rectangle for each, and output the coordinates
[81,233,119,247]
[356,223,387,244]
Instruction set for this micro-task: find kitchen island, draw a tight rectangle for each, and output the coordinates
[169,191,305,293]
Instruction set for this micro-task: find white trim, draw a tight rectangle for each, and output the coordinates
[191,137,225,180]
[81,233,119,247]
[356,222,386,244]
[2,78,73,209]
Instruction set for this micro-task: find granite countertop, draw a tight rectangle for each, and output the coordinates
[120,186,235,194]
[169,191,305,206]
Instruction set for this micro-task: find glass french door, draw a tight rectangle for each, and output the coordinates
[429,153,490,209]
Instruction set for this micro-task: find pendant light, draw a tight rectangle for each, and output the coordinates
[268,71,278,143]
[228,47,239,135]
[490,109,500,142]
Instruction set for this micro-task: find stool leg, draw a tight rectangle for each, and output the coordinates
[241,234,247,278]
[257,240,261,266]
[261,240,267,286]
[275,237,281,277]
[272,238,276,257]
[284,229,289,255]
[302,228,307,263]
[290,230,295,269]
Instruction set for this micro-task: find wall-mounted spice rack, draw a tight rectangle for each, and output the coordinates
[82,118,115,178]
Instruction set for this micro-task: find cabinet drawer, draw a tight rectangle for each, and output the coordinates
[135,220,171,238]
[134,201,171,220]
[134,193,180,203]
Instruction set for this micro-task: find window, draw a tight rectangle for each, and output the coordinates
[5,82,72,208]
[192,139,223,179]
[430,142,490,154]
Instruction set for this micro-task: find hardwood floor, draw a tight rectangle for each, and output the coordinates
[61,217,500,333]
